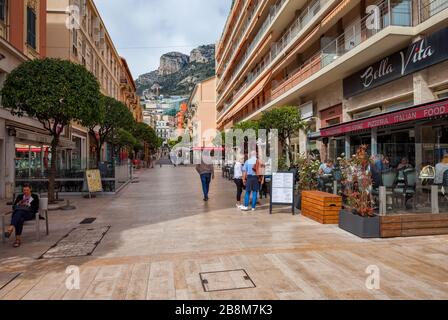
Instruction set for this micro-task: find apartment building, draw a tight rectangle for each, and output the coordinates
[120,57,143,123]
[46,0,128,165]
[187,76,217,147]
[0,0,50,199]
[216,0,448,165]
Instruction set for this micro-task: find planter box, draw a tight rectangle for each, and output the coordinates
[301,191,342,224]
[339,209,380,238]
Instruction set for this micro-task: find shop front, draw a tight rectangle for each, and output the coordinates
[317,26,448,237]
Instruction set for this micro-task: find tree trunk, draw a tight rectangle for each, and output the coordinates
[48,135,59,203]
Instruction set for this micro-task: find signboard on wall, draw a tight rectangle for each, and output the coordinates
[343,27,448,98]
[320,98,448,137]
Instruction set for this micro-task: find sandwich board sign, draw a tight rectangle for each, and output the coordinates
[270,171,296,215]
[85,169,103,198]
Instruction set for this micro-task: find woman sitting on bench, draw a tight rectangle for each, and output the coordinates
[4,184,39,248]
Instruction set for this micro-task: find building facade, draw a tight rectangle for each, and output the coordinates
[187,76,217,147]
[47,0,127,166]
[217,0,448,217]
[120,57,143,123]
[0,0,49,200]
[217,0,448,157]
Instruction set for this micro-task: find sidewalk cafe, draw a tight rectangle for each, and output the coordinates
[318,98,448,237]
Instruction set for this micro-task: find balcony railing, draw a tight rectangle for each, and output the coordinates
[420,0,448,22]
[271,0,412,101]
[218,0,329,118]
[218,0,287,102]
[218,0,263,81]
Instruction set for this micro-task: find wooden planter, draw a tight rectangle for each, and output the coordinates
[339,209,380,238]
[301,191,342,224]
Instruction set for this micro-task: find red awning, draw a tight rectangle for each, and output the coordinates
[320,98,448,138]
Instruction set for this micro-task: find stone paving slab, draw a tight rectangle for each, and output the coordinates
[40,226,111,259]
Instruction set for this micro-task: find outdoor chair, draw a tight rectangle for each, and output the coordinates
[381,170,397,211]
[1,197,49,244]
[393,170,417,210]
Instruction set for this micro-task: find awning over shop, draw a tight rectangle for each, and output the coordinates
[320,98,448,138]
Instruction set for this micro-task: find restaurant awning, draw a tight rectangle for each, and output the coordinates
[320,98,448,138]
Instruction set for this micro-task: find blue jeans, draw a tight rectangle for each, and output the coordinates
[11,209,35,236]
[244,176,260,209]
[200,173,212,199]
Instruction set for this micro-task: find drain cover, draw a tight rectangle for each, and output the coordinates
[39,226,110,259]
[80,218,97,225]
[199,269,256,292]
[0,273,21,291]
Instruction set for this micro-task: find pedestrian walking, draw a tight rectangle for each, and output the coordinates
[233,156,245,208]
[196,159,215,202]
[241,151,262,212]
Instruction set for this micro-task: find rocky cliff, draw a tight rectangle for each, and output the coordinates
[158,52,189,76]
[136,44,215,97]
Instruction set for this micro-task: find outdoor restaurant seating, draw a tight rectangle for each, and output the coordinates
[393,170,417,209]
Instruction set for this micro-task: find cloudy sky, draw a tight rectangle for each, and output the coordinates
[95,0,232,78]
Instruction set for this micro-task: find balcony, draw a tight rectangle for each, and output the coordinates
[271,0,413,101]
[217,0,263,79]
[420,0,448,22]
[218,0,287,100]
[218,0,331,119]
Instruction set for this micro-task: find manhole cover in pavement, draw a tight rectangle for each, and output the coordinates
[0,273,21,291]
[199,269,256,293]
[39,226,110,259]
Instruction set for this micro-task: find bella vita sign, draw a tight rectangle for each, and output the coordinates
[343,27,448,99]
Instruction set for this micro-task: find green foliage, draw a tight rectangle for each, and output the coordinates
[1,58,102,134]
[0,58,102,201]
[259,106,307,161]
[111,129,138,149]
[133,122,159,150]
[91,96,135,144]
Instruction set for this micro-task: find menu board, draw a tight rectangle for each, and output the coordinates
[271,172,295,205]
[85,169,103,193]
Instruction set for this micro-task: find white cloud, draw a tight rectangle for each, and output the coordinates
[94,0,231,78]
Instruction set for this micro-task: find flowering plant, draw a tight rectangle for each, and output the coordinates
[295,153,321,192]
[338,145,375,217]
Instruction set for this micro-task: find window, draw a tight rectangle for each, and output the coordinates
[26,6,36,49]
[0,0,6,22]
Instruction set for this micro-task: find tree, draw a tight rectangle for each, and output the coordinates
[111,129,138,151]
[0,58,102,202]
[85,95,135,166]
[132,122,160,164]
[259,106,307,165]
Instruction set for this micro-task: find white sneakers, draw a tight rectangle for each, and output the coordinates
[238,206,256,212]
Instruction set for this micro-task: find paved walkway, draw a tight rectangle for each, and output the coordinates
[0,166,448,300]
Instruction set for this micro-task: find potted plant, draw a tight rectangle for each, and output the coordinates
[338,145,380,238]
[294,154,321,209]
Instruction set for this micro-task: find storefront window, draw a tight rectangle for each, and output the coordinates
[350,135,371,157]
